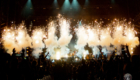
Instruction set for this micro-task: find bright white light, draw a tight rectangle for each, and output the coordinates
[17,36,22,39]
[19,41,21,43]
[83,52,86,59]
[107,28,110,30]
[19,32,23,35]
[37,32,40,35]
[56,52,60,60]
[117,26,122,30]
[36,40,39,44]
[103,36,106,39]
[34,36,37,39]
[65,54,68,58]
[6,34,11,38]
[43,35,47,38]
[128,33,133,40]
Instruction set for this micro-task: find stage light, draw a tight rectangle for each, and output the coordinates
[22,0,33,18]
[61,0,71,13]
[53,0,59,8]
[111,0,115,4]
[84,0,89,6]
[71,0,80,11]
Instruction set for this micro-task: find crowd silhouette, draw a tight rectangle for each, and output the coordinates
[0,45,140,80]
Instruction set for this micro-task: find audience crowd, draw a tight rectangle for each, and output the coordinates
[0,46,140,80]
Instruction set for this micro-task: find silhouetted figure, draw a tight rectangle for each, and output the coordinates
[126,45,131,59]
[22,48,25,58]
[123,45,132,78]
[122,46,127,60]
[12,48,16,57]
[13,48,16,54]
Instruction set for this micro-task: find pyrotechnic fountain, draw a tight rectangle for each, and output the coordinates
[1,15,139,60]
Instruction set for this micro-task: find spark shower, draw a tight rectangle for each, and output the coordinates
[2,15,139,59]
